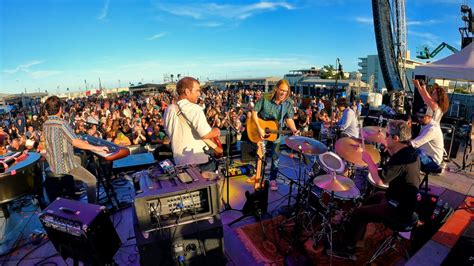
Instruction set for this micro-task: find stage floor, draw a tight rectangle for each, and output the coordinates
[0,147,472,266]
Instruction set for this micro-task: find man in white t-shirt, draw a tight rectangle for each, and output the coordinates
[163,77,221,170]
[410,106,444,165]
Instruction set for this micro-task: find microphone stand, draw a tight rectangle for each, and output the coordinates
[220,106,242,212]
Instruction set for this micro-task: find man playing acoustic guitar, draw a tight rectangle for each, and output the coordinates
[249,79,299,191]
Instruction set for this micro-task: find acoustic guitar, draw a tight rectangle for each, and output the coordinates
[246,117,312,143]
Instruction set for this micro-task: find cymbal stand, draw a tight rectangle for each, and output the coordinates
[313,188,336,266]
[280,145,311,256]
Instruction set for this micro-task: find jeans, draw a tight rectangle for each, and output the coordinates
[267,139,281,181]
[344,191,398,247]
[67,155,97,204]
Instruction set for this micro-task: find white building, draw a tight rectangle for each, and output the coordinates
[358,51,423,92]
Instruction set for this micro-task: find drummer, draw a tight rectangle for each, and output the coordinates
[329,120,420,260]
[336,97,359,138]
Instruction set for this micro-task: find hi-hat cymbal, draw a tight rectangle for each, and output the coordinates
[362,126,387,144]
[313,174,355,192]
[335,137,381,167]
[285,136,327,155]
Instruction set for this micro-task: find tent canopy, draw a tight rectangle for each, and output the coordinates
[414,42,474,81]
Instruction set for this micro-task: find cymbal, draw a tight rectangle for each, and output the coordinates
[285,136,327,155]
[362,126,386,144]
[335,137,381,167]
[313,174,355,192]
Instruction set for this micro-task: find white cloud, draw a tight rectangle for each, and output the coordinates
[195,22,223,27]
[409,30,439,40]
[355,16,373,25]
[154,1,295,22]
[3,60,43,74]
[146,32,167,41]
[30,70,62,79]
[98,0,110,21]
[407,19,440,26]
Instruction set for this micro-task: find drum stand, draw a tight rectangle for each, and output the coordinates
[313,190,337,266]
[278,146,312,259]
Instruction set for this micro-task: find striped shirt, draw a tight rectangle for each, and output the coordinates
[43,115,79,174]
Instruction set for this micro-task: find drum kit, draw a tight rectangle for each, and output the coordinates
[280,126,389,257]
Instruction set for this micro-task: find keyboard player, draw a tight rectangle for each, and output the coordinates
[43,96,109,204]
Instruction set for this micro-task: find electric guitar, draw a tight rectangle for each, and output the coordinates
[237,141,269,223]
[246,117,312,143]
[203,137,224,158]
[253,141,266,190]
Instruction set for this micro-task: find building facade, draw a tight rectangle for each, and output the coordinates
[358,52,423,92]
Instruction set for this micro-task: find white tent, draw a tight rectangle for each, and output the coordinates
[414,42,474,81]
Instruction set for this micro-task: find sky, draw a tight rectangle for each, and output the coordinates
[0,0,469,94]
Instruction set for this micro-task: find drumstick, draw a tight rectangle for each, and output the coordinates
[359,121,365,150]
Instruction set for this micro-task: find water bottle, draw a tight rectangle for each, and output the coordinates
[227,164,255,177]
[432,199,443,219]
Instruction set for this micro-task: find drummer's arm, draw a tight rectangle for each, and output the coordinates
[362,151,385,186]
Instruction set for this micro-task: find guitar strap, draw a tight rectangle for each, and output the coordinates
[279,103,285,129]
[174,103,196,134]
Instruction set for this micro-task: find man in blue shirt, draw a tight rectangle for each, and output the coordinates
[250,79,299,191]
[337,97,360,138]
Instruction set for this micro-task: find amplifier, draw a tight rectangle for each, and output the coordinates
[135,216,225,266]
[39,198,121,265]
[134,166,220,232]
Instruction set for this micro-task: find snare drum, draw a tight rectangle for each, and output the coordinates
[308,185,361,212]
[314,151,346,174]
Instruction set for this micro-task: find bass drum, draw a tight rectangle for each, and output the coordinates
[308,184,361,212]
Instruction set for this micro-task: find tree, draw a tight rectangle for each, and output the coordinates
[320,64,336,79]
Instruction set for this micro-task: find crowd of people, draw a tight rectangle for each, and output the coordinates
[0,84,361,157]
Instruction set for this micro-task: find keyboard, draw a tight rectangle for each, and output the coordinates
[80,135,130,161]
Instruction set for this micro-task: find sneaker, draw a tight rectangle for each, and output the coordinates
[270,180,278,191]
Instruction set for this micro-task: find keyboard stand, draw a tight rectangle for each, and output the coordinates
[85,151,121,211]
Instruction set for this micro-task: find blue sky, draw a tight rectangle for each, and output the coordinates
[0,0,467,94]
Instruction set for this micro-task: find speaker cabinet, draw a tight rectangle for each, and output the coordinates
[135,217,226,266]
[39,198,121,265]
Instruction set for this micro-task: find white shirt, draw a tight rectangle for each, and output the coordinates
[428,107,443,124]
[338,107,359,138]
[163,99,212,166]
[410,119,444,165]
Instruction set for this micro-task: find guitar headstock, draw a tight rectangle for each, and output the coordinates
[256,141,265,159]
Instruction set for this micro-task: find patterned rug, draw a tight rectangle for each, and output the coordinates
[235,215,408,266]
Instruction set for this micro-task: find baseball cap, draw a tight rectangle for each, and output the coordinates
[416,106,434,118]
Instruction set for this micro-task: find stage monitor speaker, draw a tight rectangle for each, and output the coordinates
[39,198,121,265]
[241,141,257,163]
[135,217,226,266]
